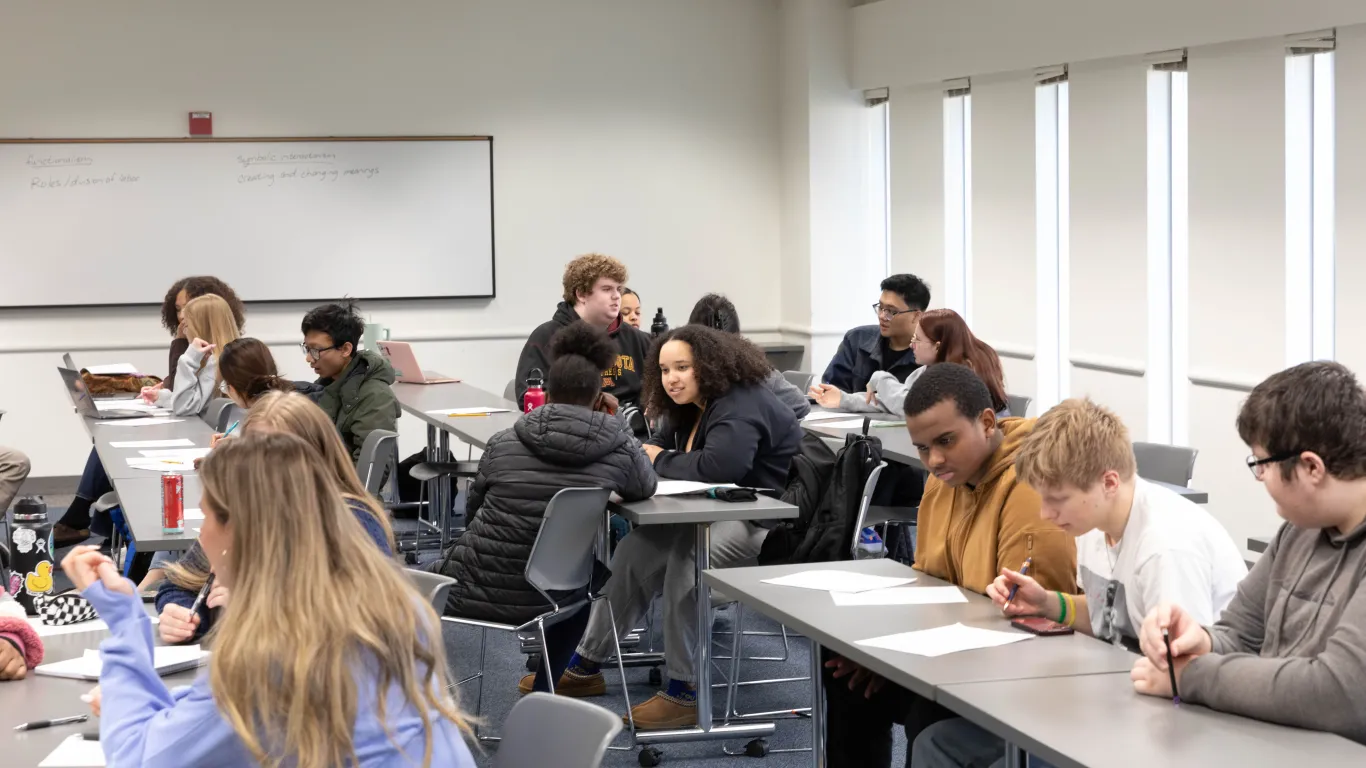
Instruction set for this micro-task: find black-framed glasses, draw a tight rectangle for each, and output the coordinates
[299,342,341,362]
[1246,450,1305,479]
[872,303,914,320]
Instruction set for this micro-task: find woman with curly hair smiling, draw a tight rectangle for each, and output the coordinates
[550,325,802,731]
[157,276,247,390]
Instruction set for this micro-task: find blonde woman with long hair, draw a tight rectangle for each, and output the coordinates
[156,391,395,644]
[139,293,241,416]
[63,432,475,767]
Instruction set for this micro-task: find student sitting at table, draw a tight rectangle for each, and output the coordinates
[551,326,802,730]
[821,363,1076,767]
[814,273,929,397]
[1132,361,1366,745]
[811,308,1009,418]
[0,590,42,681]
[688,293,810,421]
[295,301,400,462]
[65,432,474,767]
[156,276,247,393]
[155,391,394,644]
[911,397,1247,767]
[423,322,657,691]
[52,294,241,548]
[621,286,643,329]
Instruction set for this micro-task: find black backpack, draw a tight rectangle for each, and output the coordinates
[760,428,883,565]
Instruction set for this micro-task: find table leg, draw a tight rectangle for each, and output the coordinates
[810,638,825,768]
[438,430,452,548]
[1004,742,1026,768]
[695,521,713,732]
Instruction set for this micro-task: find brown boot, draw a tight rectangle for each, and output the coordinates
[517,669,606,697]
[625,691,697,730]
[52,522,91,547]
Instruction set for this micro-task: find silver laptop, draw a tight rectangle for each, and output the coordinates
[58,368,148,419]
[62,352,139,401]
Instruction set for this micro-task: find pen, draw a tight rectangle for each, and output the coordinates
[222,420,240,437]
[189,572,216,615]
[1163,628,1181,705]
[1004,557,1033,608]
[13,714,88,731]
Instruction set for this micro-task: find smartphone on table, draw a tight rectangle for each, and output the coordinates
[1011,617,1074,636]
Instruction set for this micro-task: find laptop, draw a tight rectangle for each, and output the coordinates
[58,367,149,419]
[63,352,139,400]
[377,341,460,385]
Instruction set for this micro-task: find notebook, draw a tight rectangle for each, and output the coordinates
[35,645,209,681]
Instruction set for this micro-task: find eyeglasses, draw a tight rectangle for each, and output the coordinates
[299,342,341,362]
[873,303,914,320]
[1246,450,1305,480]
[218,381,229,395]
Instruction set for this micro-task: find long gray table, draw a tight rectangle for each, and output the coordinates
[111,474,205,553]
[611,493,799,751]
[803,420,1211,504]
[937,672,1366,768]
[89,417,216,481]
[392,381,521,451]
[1,608,199,767]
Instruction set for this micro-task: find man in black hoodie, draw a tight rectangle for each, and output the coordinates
[514,253,653,411]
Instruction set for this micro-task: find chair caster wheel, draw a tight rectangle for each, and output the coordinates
[744,738,769,757]
[638,746,664,766]
[525,653,542,672]
[648,667,662,686]
[403,552,419,565]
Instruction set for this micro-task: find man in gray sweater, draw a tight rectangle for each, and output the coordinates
[1134,361,1366,745]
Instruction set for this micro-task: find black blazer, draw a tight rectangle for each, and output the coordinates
[648,384,802,492]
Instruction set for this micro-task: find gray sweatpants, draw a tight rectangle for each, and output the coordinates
[576,520,767,683]
[0,446,31,514]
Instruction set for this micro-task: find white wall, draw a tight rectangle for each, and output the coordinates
[851,0,1366,88]
[0,0,784,476]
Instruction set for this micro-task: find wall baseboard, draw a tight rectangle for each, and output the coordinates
[20,476,79,496]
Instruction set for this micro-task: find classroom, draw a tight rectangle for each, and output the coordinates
[2,1,1366,766]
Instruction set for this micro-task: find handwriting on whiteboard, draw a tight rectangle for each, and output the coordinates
[26,154,95,168]
[238,167,381,186]
[31,173,140,189]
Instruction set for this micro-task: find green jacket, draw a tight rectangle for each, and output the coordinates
[299,349,400,461]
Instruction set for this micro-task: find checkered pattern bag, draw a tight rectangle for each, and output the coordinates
[32,590,99,626]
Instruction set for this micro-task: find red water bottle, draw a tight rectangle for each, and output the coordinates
[523,368,546,413]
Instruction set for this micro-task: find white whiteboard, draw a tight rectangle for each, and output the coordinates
[0,138,494,307]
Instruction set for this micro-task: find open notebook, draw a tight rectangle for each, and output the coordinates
[35,645,209,682]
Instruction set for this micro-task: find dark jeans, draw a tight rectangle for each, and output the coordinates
[530,603,592,693]
[57,449,114,532]
[824,649,956,767]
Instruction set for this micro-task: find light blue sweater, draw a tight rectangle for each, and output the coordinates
[85,580,476,767]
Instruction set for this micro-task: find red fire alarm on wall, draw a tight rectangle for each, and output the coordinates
[189,112,213,137]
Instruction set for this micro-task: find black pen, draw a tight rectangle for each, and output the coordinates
[13,714,88,731]
[189,572,216,615]
[1163,628,1181,705]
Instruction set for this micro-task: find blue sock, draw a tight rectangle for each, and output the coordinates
[566,653,600,676]
[664,678,696,703]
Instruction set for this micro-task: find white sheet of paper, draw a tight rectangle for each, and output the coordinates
[184,508,204,521]
[802,411,861,423]
[37,644,204,679]
[38,734,106,767]
[652,480,740,497]
[830,586,966,606]
[125,458,196,471]
[94,418,184,427]
[26,616,160,637]
[423,407,510,416]
[761,569,916,593]
[138,448,212,459]
[815,418,903,430]
[109,439,195,448]
[82,364,139,376]
[93,399,158,412]
[856,622,1034,658]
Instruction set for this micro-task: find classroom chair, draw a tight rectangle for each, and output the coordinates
[1133,441,1198,487]
[503,379,517,403]
[216,403,245,433]
[356,430,401,498]
[404,569,456,615]
[440,488,632,743]
[494,693,622,768]
[201,398,233,430]
[405,454,479,556]
[1006,393,1032,418]
[782,371,813,392]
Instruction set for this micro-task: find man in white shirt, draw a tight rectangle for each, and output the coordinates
[911,397,1247,768]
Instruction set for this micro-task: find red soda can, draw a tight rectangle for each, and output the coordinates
[162,472,185,534]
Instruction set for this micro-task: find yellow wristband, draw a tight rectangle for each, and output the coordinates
[1063,593,1077,627]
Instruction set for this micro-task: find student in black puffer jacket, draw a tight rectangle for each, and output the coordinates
[436,321,657,693]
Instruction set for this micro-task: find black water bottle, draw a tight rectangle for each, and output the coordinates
[650,308,669,337]
[9,496,53,615]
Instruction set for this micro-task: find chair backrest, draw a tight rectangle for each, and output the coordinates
[782,371,814,392]
[494,692,622,768]
[216,403,246,433]
[525,488,611,596]
[1133,441,1198,487]
[503,379,517,403]
[404,569,456,614]
[849,462,887,559]
[356,429,400,496]
[201,398,233,429]
[1006,393,1032,418]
